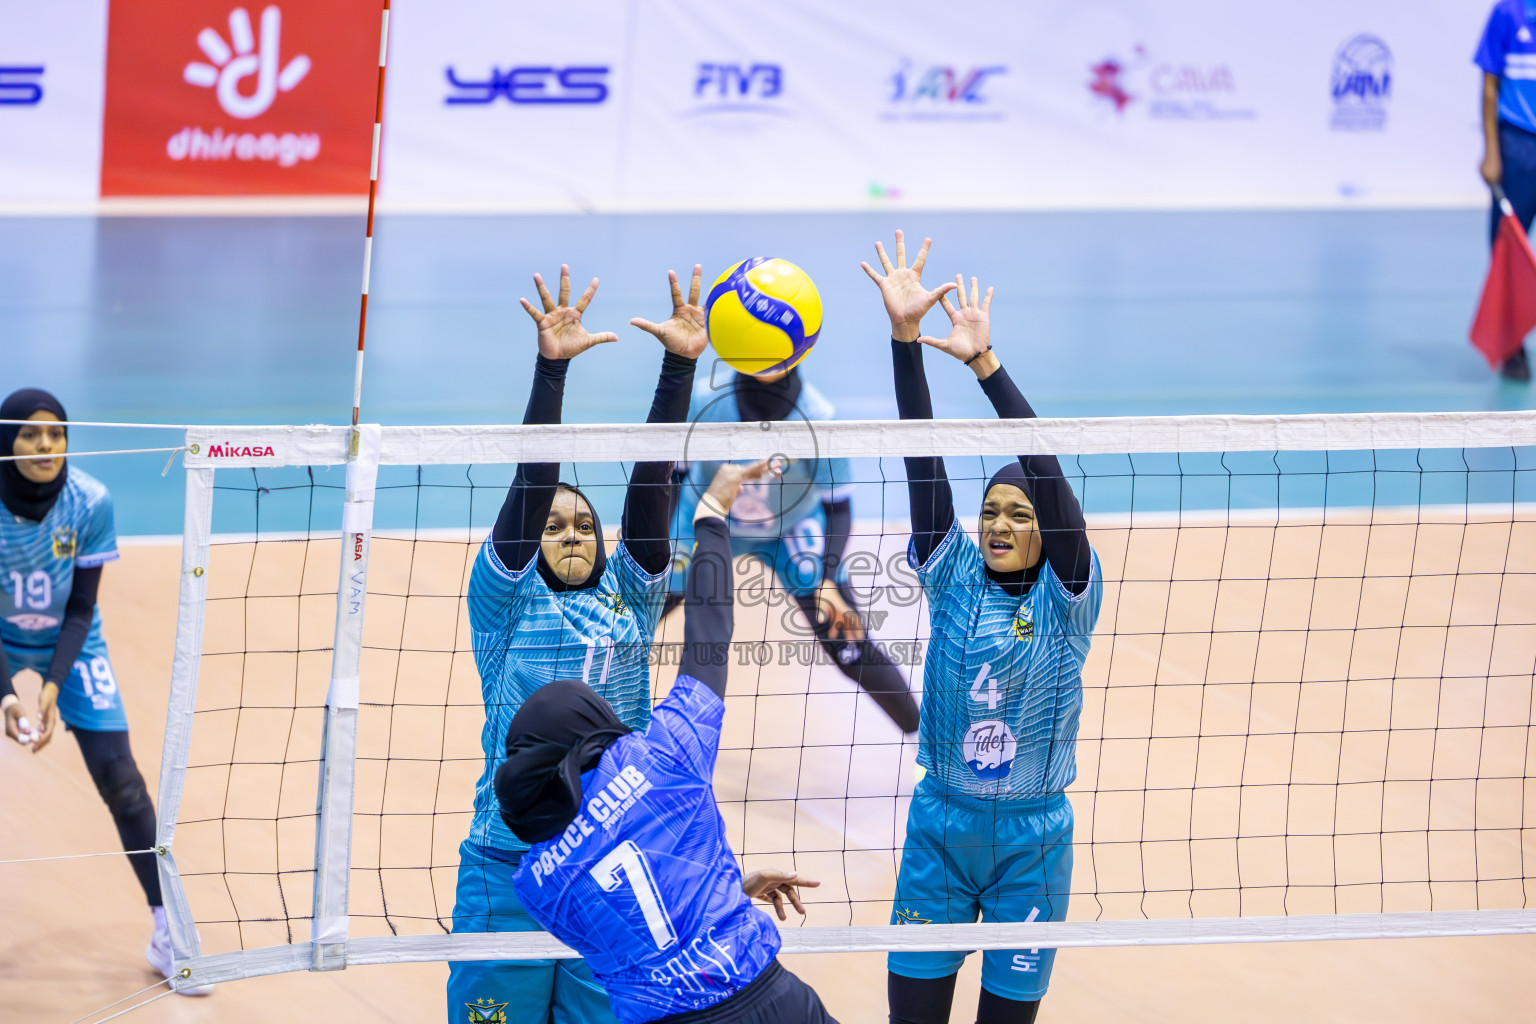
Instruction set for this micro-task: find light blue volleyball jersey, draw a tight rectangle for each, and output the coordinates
[1,469,118,656]
[514,674,780,1024]
[466,538,669,852]
[673,379,854,543]
[912,520,1102,805]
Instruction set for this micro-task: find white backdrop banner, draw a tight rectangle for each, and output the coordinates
[378,0,1495,212]
[0,1,109,210]
[0,0,1501,211]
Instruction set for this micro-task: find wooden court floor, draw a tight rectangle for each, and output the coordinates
[2,510,1534,1023]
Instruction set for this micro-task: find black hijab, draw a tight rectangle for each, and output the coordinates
[494,678,632,844]
[0,388,69,522]
[981,462,1041,598]
[733,368,803,423]
[537,482,608,594]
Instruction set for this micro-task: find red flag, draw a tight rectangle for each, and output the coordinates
[1470,196,1536,368]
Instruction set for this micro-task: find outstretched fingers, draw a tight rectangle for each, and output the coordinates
[912,236,933,274]
[969,276,980,308]
[953,275,967,308]
[688,264,702,306]
[874,239,894,275]
[574,276,599,313]
[860,260,884,285]
[894,228,907,270]
[938,293,959,320]
[982,285,994,313]
[533,272,555,313]
[629,317,660,337]
[557,264,572,308]
[588,330,620,345]
[668,269,684,310]
[519,296,544,323]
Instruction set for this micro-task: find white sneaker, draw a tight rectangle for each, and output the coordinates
[147,907,214,997]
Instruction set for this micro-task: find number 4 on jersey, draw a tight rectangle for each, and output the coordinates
[968,662,1001,710]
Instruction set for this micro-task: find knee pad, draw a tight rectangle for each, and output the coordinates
[95,758,154,820]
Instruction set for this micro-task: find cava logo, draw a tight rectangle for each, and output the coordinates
[184,6,311,119]
[1089,44,1254,121]
[205,443,276,458]
[963,719,1017,781]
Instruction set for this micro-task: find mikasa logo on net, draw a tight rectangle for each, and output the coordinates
[168,6,319,167]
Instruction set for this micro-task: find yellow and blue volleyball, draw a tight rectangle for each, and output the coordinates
[704,258,822,376]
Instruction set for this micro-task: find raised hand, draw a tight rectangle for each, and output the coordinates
[697,459,776,520]
[860,230,958,343]
[519,264,619,361]
[918,274,994,372]
[630,265,710,359]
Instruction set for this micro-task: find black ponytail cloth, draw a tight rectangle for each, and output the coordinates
[494,678,632,844]
[0,388,68,522]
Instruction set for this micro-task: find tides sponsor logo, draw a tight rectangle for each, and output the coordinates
[1088,44,1254,121]
[884,59,1007,122]
[963,719,1017,781]
[0,66,44,106]
[445,66,609,105]
[1330,34,1391,131]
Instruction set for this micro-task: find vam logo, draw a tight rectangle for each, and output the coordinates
[183,6,311,119]
[0,66,44,106]
[1330,34,1391,131]
[884,60,1006,121]
[445,67,609,105]
[962,719,1017,781]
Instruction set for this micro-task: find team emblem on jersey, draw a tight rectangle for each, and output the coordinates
[1011,606,1034,642]
[51,527,77,559]
[894,907,932,925]
[5,613,59,631]
[963,719,1017,781]
[601,591,630,618]
[465,998,508,1023]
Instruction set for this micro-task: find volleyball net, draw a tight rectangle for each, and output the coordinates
[152,410,1536,989]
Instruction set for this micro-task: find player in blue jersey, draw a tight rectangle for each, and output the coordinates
[668,367,919,733]
[496,458,837,1024]
[862,234,1102,1024]
[0,388,209,996]
[449,265,711,1024]
[1477,0,1536,381]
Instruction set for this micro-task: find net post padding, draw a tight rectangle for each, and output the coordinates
[154,462,215,972]
[310,424,382,971]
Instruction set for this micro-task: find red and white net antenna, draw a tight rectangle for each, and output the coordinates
[353,0,392,427]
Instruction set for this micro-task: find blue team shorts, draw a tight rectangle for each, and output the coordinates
[671,514,838,601]
[887,790,1073,1002]
[447,839,617,1024]
[4,636,128,732]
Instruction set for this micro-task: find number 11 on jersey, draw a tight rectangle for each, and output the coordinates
[591,840,679,950]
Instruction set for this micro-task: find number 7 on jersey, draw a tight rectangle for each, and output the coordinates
[590,840,679,950]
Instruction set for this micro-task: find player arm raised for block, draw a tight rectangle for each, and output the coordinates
[862,230,960,563]
[623,265,708,576]
[491,266,618,570]
[682,460,774,699]
[917,273,1093,595]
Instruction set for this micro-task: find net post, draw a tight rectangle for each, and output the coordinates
[154,461,215,965]
[310,424,381,971]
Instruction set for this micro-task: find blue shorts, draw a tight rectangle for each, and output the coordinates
[887,791,1073,1002]
[670,514,836,600]
[5,635,127,732]
[447,840,616,1024]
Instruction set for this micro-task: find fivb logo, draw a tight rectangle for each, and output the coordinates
[184,6,310,119]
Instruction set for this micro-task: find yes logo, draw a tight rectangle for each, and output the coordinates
[183,7,312,119]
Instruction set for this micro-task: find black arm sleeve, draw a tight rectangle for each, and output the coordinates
[977,366,1093,594]
[490,354,569,572]
[43,565,102,686]
[622,351,697,576]
[681,515,733,700]
[0,642,13,702]
[891,339,955,564]
[821,497,851,578]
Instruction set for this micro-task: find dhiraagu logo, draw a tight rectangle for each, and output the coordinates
[183,6,311,119]
[963,719,1016,781]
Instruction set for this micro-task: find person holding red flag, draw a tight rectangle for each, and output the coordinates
[1475,0,1536,381]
